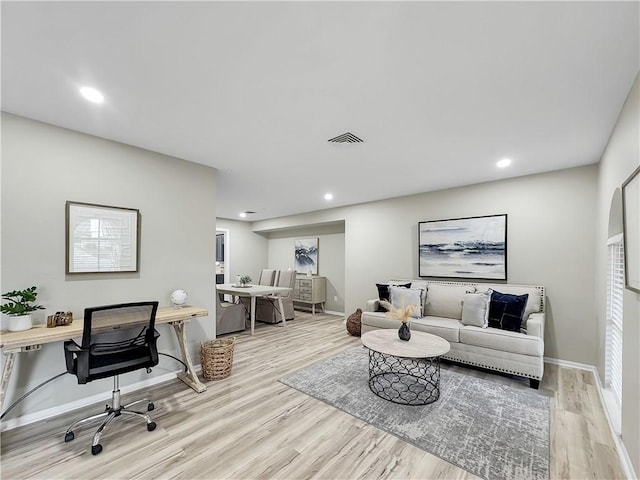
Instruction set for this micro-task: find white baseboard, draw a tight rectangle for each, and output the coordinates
[544,357,637,480]
[324,309,344,317]
[543,355,595,371]
[0,365,201,433]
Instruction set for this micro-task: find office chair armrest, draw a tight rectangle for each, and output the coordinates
[64,340,91,382]
[63,340,80,373]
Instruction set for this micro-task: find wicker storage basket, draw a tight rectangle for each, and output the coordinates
[201,337,235,380]
[346,308,362,337]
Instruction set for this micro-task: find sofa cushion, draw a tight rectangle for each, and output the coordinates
[459,326,543,356]
[461,292,490,328]
[411,316,461,343]
[361,311,398,330]
[390,285,423,318]
[375,282,410,311]
[424,283,476,320]
[487,290,528,332]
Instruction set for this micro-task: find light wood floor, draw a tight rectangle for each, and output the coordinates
[0,312,626,479]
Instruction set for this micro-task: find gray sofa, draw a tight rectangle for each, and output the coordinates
[361,279,545,388]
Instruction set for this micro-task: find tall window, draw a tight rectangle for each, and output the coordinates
[605,234,624,405]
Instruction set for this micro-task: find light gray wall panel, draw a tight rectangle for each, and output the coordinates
[267,233,345,313]
[215,218,269,283]
[596,73,640,474]
[1,113,216,418]
[253,165,599,366]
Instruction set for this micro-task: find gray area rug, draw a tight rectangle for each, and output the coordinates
[280,347,549,480]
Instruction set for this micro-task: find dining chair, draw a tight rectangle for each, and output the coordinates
[256,269,296,323]
[258,269,276,286]
[216,293,247,335]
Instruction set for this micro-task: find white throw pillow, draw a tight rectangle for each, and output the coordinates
[389,285,423,318]
[461,293,490,328]
[409,281,428,310]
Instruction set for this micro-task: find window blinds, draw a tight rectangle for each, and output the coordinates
[605,237,624,404]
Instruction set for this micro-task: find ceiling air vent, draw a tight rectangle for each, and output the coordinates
[328,132,363,143]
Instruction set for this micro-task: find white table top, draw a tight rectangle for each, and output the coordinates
[361,329,450,358]
[216,283,291,296]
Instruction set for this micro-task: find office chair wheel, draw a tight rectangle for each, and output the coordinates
[91,444,103,455]
[64,431,74,442]
[147,421,157,432]
[147,402,155,411]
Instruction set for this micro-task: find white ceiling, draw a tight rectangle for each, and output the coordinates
[2,2,639,221]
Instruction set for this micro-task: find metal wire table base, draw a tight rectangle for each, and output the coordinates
[367,349,442,405]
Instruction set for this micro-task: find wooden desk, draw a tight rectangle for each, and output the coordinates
[216,284,291,335]
[0,306,209,411]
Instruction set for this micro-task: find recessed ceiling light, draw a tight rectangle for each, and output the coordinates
[324,193,333,201]
[79,86,104,104]
[239,212,247,218]
[496,158,512,168]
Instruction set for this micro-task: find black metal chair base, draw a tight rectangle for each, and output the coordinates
[368,349,441,405]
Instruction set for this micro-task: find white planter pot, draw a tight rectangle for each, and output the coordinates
[8,313,33,332]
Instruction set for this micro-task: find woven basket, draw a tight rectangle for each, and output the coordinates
[346,308,362,337]
[201,337,235,380]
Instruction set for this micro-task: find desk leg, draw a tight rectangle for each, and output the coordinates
[0,352,17,411]
[250,296,256,336]
[277,297,286,327]
[170,321,207,393]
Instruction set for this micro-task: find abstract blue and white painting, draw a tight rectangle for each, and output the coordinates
[419,215,507,280]
[294,238,318,274]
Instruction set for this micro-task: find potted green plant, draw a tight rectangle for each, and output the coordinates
[239,275,252,287]
[1,286,45,331]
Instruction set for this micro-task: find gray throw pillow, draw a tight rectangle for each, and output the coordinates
[461,292,490,328]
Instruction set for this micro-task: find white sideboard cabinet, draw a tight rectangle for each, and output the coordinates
[293,276,326,314]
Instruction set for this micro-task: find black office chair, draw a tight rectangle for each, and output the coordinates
[63,301,160,455]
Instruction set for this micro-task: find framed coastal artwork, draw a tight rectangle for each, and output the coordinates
[294,238,318,275]
[418,214,507,280]
[66,201,140,274]
[622,165,640,293]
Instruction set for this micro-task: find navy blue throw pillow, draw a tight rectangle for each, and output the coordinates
[488,290,529,332]
[375,283,411,312]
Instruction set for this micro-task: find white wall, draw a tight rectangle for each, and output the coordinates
[215,218,269,283]
[1,114,217,418]
[596,73,640,474]
[266,231,345,313]
[253,165,599,365]
[215,218,348,312]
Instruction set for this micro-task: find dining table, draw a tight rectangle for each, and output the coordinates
[215,283,292,335]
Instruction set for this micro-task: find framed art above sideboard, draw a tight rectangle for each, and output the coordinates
[294,237,318,275]
[418,214,507,281]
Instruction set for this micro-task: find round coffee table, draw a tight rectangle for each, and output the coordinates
[361,329,450,405]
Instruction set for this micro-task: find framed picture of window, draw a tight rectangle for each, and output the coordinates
[418,214,507,280]
[622,165,640,293]
[66,201,140,274]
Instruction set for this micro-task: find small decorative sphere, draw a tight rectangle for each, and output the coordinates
[170,289,188,307]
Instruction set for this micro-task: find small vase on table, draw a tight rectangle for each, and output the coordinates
[398,322,411,341]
